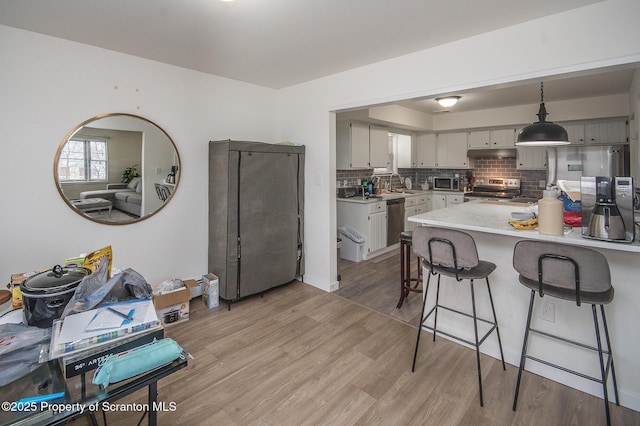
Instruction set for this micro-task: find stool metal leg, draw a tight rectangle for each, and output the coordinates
[513,290,536,411]
[600,305,619,405]
[470,278,484,407]
[412,271,432,372]
[432,274,441,342]
[593,305,612,426]
[485,277,506,370]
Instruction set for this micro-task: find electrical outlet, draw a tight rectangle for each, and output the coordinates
[541,301,555,322]
[539,180,546,188]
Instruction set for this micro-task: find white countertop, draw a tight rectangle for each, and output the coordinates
[409,199,640,253]
[337,189,463,204]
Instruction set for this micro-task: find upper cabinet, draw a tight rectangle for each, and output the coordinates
[562,119,628,145]
[369,126,390,168]
[416,132,468,168]
[415,133,436,168]
[435,132,468,168]
[516,146,547,170]
[468,128,515,149]
[337,122,389,169]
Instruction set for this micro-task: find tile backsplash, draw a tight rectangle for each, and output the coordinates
[337,156,547,198]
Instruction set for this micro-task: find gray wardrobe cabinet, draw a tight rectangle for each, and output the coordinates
[208,140,305,306]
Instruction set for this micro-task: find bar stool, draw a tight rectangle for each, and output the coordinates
[411,226,505,407]
[512,240,619,425]
[397,231,422,308]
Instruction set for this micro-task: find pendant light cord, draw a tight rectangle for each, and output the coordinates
[536,82,548,123]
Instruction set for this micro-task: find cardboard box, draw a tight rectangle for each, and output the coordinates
[183,279,202,299]
[153,286,190,326]
[563,192,581,212]
[201,273,219,309]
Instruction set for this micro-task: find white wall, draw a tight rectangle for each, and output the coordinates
[0,24,277,284]
[630,69,640,180]
[276,0,640,409]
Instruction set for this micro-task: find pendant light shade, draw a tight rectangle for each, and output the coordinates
[516,83,569,146]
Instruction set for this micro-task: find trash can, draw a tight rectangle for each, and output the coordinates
[337,237,342,281]
[338,226,365,263]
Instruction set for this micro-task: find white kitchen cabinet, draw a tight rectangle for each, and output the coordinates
[369,126,390,168]
[446,194,465,205]
[436,132,468,168]
[516,146,547,170]
[605,120,628,144]
[564,123,585,145]
[337,200,387,260]
[336,122,370,169]
[432,194,447,210]
[490,128,516,147]
[397,134,414,168]
[404,194,430,231]
[585,120,628,145]
[369,210,387,253]
[468,130,491,148]
[415,133,436,168]
[561,120,628,146]
[468,129,515,149]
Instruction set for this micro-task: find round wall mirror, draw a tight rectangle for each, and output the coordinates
[54,113,180,225]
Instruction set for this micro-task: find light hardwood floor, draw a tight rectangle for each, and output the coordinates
[78,258,639,425]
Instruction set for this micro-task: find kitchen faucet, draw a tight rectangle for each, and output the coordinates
[390,172,403,190]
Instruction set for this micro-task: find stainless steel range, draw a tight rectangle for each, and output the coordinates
[468,178,522,199]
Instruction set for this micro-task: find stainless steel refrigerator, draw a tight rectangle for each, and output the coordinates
[547,145,630,185]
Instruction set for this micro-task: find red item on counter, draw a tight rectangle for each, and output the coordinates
[564,211,582,227]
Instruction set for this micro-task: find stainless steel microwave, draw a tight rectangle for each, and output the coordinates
[433,176,460,191]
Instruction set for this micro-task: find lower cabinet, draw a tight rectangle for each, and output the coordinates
[431,192,464,211]
[404,194,429,231]
[337,200,387,260]
[369,210,387,253]
[432,194,447,210]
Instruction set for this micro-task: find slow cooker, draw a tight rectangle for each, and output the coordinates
[20,264,91,328]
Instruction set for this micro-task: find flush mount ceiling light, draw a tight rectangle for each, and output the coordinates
[435,96,461,108]
[516,82,569,146]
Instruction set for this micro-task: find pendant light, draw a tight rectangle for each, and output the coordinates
[516,82,569,146]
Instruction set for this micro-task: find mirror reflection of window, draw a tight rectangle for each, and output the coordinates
[58,137,108,182]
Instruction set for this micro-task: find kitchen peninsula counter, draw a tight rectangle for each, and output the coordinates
[409,199,640,252]
[408,200,640,412]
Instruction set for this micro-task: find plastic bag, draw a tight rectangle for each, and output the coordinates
[62,261,152,317]
[0,323,50,386]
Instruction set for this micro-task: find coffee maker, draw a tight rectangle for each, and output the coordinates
[580,176,635,243]
[166,165,178,184]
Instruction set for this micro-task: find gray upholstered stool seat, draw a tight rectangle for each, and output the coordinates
[397,231,422,308]
[512,240,619,425]
[411,226,505,407]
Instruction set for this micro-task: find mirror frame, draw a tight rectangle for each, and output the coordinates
[54,113,181,225]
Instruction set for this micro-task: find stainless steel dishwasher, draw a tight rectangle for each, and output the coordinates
[386,198,405,246]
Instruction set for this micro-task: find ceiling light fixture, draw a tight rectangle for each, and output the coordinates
[436,96,461,108]
[516,82,569,146]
